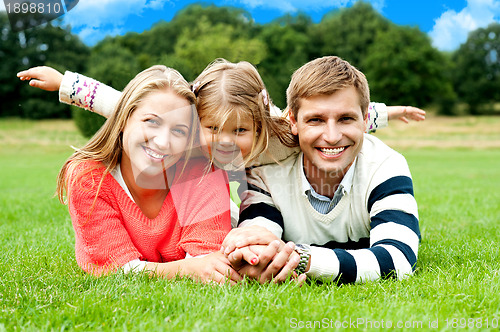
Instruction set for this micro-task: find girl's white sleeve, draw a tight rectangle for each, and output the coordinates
[59,71,121,119]
[366,102,388,133]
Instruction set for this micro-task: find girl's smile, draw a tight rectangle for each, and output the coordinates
[200,111,255,167]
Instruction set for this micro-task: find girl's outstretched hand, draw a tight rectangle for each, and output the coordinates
[17,66,63,91]
[387,106,426,123]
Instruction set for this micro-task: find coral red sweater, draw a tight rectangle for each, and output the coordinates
[67,158,231,275]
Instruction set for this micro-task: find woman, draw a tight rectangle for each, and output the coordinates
[55,65,241,284]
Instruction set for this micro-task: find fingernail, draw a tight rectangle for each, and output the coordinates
[272,240,280,246]
[250,257,258,265]
[287,242,295,250]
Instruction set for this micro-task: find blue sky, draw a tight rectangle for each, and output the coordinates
[2,0,500,51]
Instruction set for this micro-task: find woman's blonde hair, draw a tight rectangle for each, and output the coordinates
[56,65,197,204]
[192,59,295,166]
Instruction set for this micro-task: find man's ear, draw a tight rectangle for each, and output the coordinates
[363,108,369,132]
[289,110,298,136]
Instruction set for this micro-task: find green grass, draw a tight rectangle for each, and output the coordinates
[1,118,500,331]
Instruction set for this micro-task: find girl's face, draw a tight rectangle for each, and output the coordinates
[122,89,193,182]
[200,111,255,167]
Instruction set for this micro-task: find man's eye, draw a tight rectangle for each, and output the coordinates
[340,117,355,122]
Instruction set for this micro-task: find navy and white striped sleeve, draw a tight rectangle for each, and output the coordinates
[238,171,285,239]
[307,154,420,283]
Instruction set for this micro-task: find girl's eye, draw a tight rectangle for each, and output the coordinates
[235,128,247,134]
[207,126,218,132]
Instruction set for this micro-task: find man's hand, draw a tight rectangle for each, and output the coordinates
[17,66,64,91]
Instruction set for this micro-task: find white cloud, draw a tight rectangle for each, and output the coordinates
[0,2,5,11]
[61,0,170,45]
[231,0,386,13]
[429,0,500,51]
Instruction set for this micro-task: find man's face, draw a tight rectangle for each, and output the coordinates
[290,86,367,187]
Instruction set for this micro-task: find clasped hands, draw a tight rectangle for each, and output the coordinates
[220,226,307,284]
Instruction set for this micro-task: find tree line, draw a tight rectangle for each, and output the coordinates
[1,1,499,129]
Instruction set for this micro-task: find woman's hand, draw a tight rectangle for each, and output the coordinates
[183,252,243,285]
[17,66,64,91]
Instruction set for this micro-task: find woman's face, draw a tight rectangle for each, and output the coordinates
[122,88,193,182]
[200,110,255,169]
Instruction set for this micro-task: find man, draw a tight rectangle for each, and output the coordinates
[222,56,420,283]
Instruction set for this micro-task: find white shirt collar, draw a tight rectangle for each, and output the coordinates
[111,164,135,203]
[299,152,357,196]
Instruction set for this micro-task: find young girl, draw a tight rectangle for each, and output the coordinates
[18,60,425,223]
[45,65,242,284]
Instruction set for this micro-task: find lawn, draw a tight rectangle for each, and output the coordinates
[1,117,500,331]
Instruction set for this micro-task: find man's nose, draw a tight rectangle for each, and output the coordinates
[323,121,342,143]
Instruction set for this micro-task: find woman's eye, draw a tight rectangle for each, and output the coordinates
[145,118,160,126]
[173,128,187,136]
[208,126,218,132]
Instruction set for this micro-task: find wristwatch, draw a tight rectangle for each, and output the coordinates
[294,244,311,275]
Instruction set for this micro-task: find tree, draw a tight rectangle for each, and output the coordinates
[0,15,90,118]
[174,18,267,77]
[256,19,310,109]
[362,25,455,111]
[0,13,25,117]
[134,4,253,61]
[452,23,500,114]
[20,21,89,119]
[309,1,390,68]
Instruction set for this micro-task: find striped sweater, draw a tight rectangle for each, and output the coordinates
[239,134,420,283]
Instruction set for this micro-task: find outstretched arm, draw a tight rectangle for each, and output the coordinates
[366,103,426,133]
[18,66,120,118]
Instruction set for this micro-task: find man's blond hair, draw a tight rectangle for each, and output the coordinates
[286,56,370,119]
